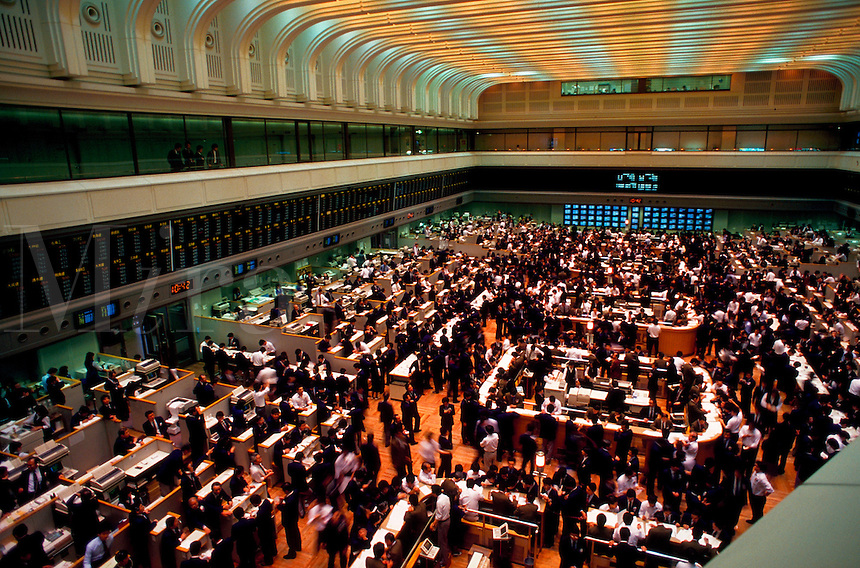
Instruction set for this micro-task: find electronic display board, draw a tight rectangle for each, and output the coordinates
[0,170,469,319]
[563,204,629,228]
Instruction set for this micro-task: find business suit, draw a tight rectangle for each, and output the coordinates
[278,491,302,557]
[232,516,258,568]
[160,525,182,568]
[643,525,673,568]
[256,497,277,563]
[18,466,47,504]
[143,416,168,438]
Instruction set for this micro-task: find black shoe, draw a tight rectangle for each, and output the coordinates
[284,552,297,559]
[745,519,756,525]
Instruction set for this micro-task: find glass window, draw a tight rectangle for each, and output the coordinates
[504,129,527,151]
[797,127,840,151]
[366,124,384,158]
[475,131,503,151]
[0,106,68,182]
[347,123,367,159]
[736,127,766,151]
[765,129,798,151]
[232,118,267,167]
[183,116,225,167]
[309,122,325,161]
[438,128,457,153]
[679,128,708,151]
[652,129,680,151]
[266,119,298,164]
[132,112,186,174]
[323,122,344,160]
[600,131,626,151]
[528,131,552,151]
[415,127,437,154]
[296,121,311,162]
[575,131,599,150]
[62,109,134,179]
[384,125,410,155]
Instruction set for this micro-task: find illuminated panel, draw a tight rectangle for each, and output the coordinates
[563,204,629,228]
[642,207,713,231]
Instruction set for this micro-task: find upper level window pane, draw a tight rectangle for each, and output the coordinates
[62,109,134,179]
[0,106,67,183]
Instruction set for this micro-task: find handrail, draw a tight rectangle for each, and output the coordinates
[464,507,540,562]
[583,535,709,564]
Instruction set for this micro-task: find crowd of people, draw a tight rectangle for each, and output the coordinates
[4,214,860,568]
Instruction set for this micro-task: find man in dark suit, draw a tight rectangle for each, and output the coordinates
[278,489,302,559]
[202,483,231,540]
[398,493,427,548]
[211,411,232,444]
[143,410,168,438]
[251,494,277,565]
[286,452,309,493]
[128,502,155,567]
[201,340,216,380]
[159,516,182,568]
[619,489,641,514]
[723,467,749,528]
[643,523,673,568]
[179,541,209,568]
[606,380,627,413]
[384,533,404,568]
[536,407,558,461]
[514,500,540,525]
[231,507,258,568]
[360,433,382,481]
[490,490,516,518]
[17,457,47,504]
[3,524,50,568]
[113,427,138,456]
[639,398,660,422]
[611,527,640,568]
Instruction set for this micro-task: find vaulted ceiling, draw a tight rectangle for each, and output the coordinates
[3,0,860,119]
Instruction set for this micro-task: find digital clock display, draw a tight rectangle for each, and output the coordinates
[170,279,193,295]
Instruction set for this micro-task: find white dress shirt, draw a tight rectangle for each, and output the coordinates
[291,391,312,410]
[435,492,451,521]
[750,471,774,497]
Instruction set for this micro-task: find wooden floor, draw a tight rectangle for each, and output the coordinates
[182,321,797,568]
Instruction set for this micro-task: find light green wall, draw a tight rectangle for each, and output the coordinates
[37,332,100,378]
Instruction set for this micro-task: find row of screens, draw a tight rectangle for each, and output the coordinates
[563,204,714,231]
[0,170,471,319]
[563,204,630,228]
[642,207,713,231]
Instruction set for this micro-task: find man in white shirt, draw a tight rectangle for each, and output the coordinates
[250,453,274,484]
[612,512,645,545]
[480,426,499,470]
[646,320,661,356]
[432,485,451,561]
[739,422,762,467]
[459,479,482,521]
[250,347,266,368]
[290,387,312,411]
[83,521,113,568]
[637,494,663,520]
[418,432,439,467]
[748,461,774,523]
[663,307,677,324]
[260,340,276,355]
[723,408,744,434]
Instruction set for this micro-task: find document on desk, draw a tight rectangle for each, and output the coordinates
[383,500,410,533]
